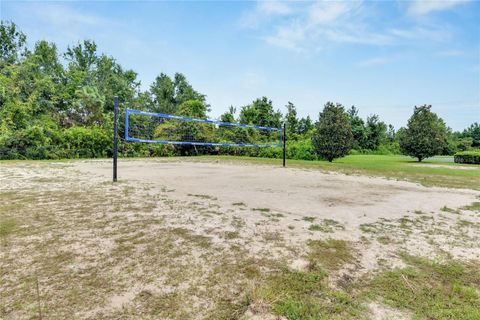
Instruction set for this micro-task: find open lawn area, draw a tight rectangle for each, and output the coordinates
[1,156,480,319]
[195,155,480,190]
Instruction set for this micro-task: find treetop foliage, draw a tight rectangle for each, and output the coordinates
[0,21,477,161]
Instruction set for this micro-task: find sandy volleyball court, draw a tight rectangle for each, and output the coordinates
[1,158,479,319]
[79,159,477,233]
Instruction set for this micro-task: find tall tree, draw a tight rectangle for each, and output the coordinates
[285,101,298,134]
[239,97,282,128]
[150,72,207,115]
[312,102,353,162]
[347,106,366,149]
[297,116,314,134]
[0,21,27,64]
[64,40,98,74]
[461,123,480,147]
[363,114,387,150]
[220,106,236,123]
[150,73,176,114]
[399,105,447,162]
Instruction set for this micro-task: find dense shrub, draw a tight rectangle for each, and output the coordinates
[454,150,480,165]
[61,126,111,158]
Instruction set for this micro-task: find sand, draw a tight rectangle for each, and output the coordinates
[2,158,479,319]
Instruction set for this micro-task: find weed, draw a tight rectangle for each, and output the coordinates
[364,254,480,320]
[441,206,460,214]
[308,219,345,233]
[223,231,240,239]
[0,217,17,238]
[187,193,217,200]
[462,202,480,212]
[307,239,354,270]
[232,202,246,206]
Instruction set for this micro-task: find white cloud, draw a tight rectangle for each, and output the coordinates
[261,1,393,51]
[243,0,458,52]
[239,0,293,28]
[408,0,470,15]
[307,1,353,25]
[388,24,452,42]
[258,1,292,15]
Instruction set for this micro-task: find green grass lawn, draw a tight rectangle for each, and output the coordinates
[194,155,480,190]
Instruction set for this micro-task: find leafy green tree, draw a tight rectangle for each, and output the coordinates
[285,101,298,134]
[297,116,313,134]
[347,106,366,149]
[95,54,139,112]
[461,123,480,147]
[150,73,176,114]
[386,124,396,142]
[174,73,207,107]
[399,105,447,161]
[220,106,236,123]
[239,97,281,128]
[29,41,64,78]
[176,99,207,118]
[70,86,105,126]
[363,114,387,150]
[150,72,207,115]
[64,40,98,74]
[0,21,27,64]
[312,102,353,162]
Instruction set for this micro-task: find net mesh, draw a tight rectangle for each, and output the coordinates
[125,109,282,147]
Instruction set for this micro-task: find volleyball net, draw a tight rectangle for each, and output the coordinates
[124,108,283,147]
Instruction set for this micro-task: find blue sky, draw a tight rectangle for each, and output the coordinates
[1,0,479,130]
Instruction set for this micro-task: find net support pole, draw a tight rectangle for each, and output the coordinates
[113,96,119,182]
[282,122,286,168]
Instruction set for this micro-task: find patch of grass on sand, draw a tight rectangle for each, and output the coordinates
[307,239,354,271]
[461,202,480,212]
[187,193,217,200]
[302,216,316,223]
[308,219,345,233]
[441,206,460,214]
[232,202,246,206]
[364,254,480,320]
[0,217,17,238]
[251,269,362,319]
[248,239,362,319]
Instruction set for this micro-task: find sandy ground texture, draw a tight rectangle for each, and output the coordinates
[1,158,479,319]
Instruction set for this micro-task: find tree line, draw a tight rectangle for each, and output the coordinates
[1,21,479,161]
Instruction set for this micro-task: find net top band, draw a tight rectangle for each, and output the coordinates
[126,108,282,132]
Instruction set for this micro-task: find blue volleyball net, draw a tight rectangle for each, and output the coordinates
[124,108,283,147]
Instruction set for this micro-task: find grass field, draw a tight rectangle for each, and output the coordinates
[1,155,479,319]
[195,155,480,190]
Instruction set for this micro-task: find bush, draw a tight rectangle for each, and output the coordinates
[454,150,480,165]
[288,139,317,160]
[61,126,111,158]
